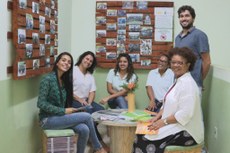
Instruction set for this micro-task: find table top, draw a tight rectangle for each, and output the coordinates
[92,109,137,127]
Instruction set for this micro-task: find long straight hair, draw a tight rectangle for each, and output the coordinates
[52,52,73,107]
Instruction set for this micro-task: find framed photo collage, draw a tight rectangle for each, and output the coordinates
[12,0,58,79]
[96,1,174,69]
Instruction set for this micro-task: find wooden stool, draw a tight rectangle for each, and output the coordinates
[164,143,203,153]
[42,129,77,153]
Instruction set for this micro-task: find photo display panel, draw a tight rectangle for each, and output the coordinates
[12,0,58,79]
[96,1,174,69]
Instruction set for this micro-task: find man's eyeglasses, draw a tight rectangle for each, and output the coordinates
[170,61,185,66]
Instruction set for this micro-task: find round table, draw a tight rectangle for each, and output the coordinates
[92,109,137,153]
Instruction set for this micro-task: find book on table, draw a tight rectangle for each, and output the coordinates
[135,121,158,135]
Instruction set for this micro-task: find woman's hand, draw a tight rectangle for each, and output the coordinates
[65,108,78,114]
[146,100,156,111]
[100,97,109,105]
[148,119,165,131]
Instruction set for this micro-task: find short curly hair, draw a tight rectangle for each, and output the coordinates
[168,47,197,71]
[177,5,196,19]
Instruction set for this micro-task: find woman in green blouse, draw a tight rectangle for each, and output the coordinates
[37,52,107,153]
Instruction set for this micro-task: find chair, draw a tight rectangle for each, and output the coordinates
[164,143,203,153]
[42,129,77,153]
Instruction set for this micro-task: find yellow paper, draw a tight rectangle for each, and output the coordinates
[135,122,158,135]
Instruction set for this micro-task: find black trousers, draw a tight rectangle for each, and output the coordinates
[132,131,197,153]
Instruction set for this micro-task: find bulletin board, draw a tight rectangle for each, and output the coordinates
[11,0,58,80]
[95,1,174,69]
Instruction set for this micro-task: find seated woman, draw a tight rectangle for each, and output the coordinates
[145,53,174,112]
[37,52,107,153]
[72,51,108,151]
[100,53,138,109]
[133,47,204,153]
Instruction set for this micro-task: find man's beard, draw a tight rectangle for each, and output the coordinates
[181,22,193,30]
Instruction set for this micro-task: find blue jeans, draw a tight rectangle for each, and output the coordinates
[40,112,102,153]
[72,100,105,140]
[108,96,128,109]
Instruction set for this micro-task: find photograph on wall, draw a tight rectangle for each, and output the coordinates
[117,35,126,42]
[106,38,117,46]
[50,20,56,34]
[96,16,106,24]
[122,1,134,9]
[45,34,51,44]
[33,59,40,70]
[117,24,126,30]
[25,44,33,58]
[45,57,51,67]
[18,61,26,76]
[144,14,151,25]
[141,59,151,66]
[54,35,58,46]
[129,54,140,62]
[129,32,140,41]
[96,46,106,53]
[107,9,117,16]
[117,10,126,16]
[117,29,126,35]
[39,15,45,33]
[97,2,107,10]
[18,29,26,44]
[117,42,126,54]
[40,44,45,56]
[96,30,106,38]
[26,14,33,30]
[50,46,55,56]
[106,23,116,31]
[106,52,117,60]
[32,33,39,44]
[117,17,126,24]
[45,7,51,17]
[129,25,141,31]
[32,2,39,14]
[140,26,153,37]
[128,43,140,52]
[19,0,27,9]
[127,14,143,25]
[140,39,152,55]
[136,1,148,10]
[54,10,58,20]
[51,0,55,9]
[40,0,46,5]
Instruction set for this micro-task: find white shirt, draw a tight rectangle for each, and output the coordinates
[73,66,96,100]
[146,68,174,101]
[106,69,137,91]
[145,72,204,144]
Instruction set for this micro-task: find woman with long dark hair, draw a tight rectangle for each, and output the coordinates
[100,53,138,108]
[37,52,107,153]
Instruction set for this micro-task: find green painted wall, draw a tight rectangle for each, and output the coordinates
[205,74,230,153]
[0,77,42,153]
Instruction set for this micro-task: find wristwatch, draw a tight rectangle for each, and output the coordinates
[163,118,168,125]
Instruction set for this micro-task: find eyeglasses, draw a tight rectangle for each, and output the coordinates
[170,61,186,66]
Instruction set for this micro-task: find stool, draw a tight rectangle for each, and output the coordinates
[42,129,77,153]
[164,143,203,153]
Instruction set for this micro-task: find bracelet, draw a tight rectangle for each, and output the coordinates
[163,118,168,125]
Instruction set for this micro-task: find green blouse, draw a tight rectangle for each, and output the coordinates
[37,72,66,120]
